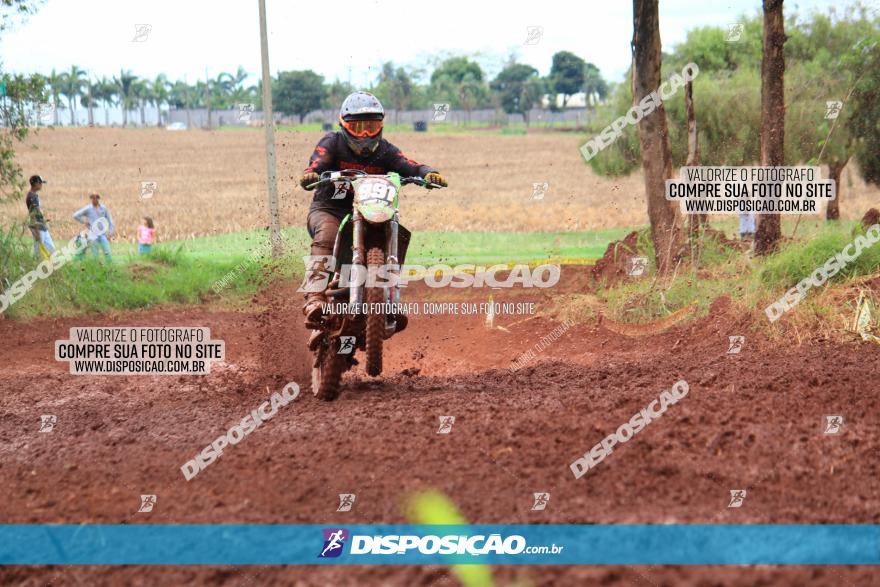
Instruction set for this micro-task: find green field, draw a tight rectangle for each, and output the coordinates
[4,218,871,321]
[1,227,628,318]
[109,226,632,265]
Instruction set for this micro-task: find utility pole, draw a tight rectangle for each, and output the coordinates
[258,0,282,257]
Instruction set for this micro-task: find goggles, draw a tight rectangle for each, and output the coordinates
[340,117,383,138]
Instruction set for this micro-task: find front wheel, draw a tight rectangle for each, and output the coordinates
[312,341,345,401]
[365,246,385,377]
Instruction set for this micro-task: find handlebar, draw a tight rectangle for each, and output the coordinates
[305,169,444,191]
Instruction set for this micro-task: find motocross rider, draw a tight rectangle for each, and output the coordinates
[299,91,447,324]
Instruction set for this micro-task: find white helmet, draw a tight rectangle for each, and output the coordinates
[339,91,385,155]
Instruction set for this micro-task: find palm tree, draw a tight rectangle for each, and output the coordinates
[169,80,194,128]
[151,74,170,126]
[224,66,252,106]
[60,65,86,125]
[213,72,233,109]
[195,79,213,128]
[46,69,64,125]
[114,69,137,126]
[131,79,151,126]
[79,80,99,126]
[84,75,95,126]
[95,76,117,126]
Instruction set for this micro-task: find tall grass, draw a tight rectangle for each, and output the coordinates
[0,222,31,293]
[576,220,879,330]
[758,223,880,285]
[0,239,294,319]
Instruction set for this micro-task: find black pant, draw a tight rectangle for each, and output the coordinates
[305,210,411,301]
[307,209,411,264]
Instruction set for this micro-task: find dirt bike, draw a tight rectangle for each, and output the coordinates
[304,170,444,401]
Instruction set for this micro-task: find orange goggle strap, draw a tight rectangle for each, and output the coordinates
[340,117,383,138]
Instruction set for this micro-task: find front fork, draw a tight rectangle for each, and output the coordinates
[349,209,365,307]
[387,212,400,308]
[347,211,400,311]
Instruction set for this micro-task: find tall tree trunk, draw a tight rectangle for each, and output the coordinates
[104,102,109,126]
[53,93,59,125]
[825,159,848,221]
[754,0,786,255]
[139,102,146,126]
[68,97,75,125]
[86,83,93,126]
[86,82,94,126]
[632,0,683,274]
[122,104,128,126]
[684,71,707,237]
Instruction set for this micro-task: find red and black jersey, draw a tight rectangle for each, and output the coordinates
[304,131,436,218]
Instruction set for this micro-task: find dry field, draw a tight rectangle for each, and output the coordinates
[2,128,878,241]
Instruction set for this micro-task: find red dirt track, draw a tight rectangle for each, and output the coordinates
[1,266,878,586]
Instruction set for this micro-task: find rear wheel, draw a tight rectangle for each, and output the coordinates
[312,343,345,401]
[365,246,385,377]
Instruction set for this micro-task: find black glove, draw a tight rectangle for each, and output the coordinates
[424,172,447,188]
[300,172,320,190]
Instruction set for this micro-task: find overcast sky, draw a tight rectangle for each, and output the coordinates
[0,0,848,87]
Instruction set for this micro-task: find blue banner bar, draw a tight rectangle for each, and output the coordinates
[0,525,877,565]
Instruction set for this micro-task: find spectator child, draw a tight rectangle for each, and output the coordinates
[138,217,155,254]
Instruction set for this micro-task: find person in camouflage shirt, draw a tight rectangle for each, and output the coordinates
[25,175,55,258]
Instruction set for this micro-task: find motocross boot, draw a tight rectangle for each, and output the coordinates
[302,257,329,325]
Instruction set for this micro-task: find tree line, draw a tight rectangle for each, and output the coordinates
[1,52,609,127]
